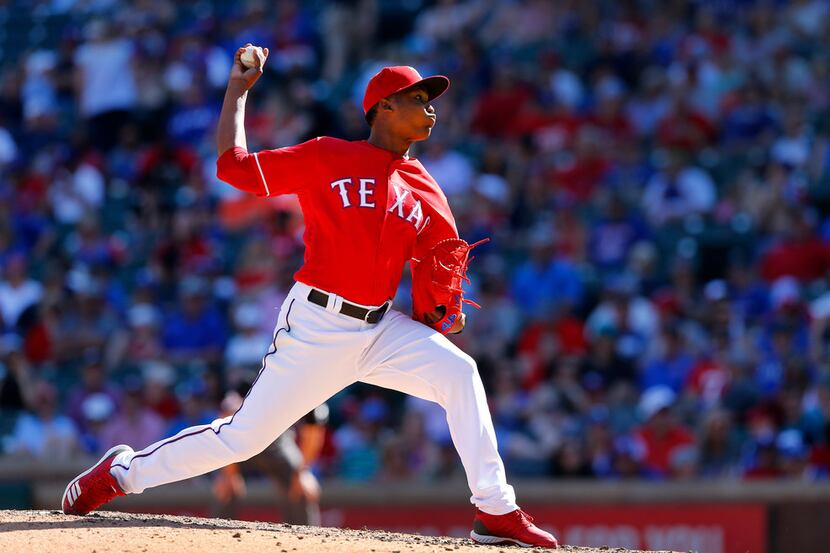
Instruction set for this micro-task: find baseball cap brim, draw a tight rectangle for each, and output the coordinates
[365,74,450,120]
[407,75,450,103]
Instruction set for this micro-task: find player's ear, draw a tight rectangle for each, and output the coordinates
[380,97,394,112]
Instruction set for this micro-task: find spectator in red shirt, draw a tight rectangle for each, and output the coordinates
[141,361,180,421]
[687,356,729,407]
[633,386,695,478]
[548,126,612,204]
[760,210,830,283]
[516,310,587,390]
[587,85,633,145]
[508,85,584,147]
[656,93,716,153]
[470,66,532,137]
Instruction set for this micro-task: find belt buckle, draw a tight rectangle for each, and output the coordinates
[366,301,390,324]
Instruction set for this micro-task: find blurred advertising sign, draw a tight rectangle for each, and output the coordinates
[315,504,766,553]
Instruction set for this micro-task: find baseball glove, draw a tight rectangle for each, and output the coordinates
[411,237,489,334]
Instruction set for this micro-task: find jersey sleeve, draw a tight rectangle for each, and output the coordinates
[216,137,320,197]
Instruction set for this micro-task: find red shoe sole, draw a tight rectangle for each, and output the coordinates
[470,530,536,547]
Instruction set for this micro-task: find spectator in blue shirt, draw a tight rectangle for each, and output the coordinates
[641,324,696,394]
[162,276,228,363]
[511,231,583,318]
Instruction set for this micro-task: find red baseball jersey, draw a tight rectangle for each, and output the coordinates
[216,138,458,306]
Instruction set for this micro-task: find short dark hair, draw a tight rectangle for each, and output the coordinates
[365,103,379,126]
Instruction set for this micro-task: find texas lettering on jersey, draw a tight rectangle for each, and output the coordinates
[216,137,456,305]
[329,176,430,234]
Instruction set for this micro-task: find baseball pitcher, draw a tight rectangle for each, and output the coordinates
[62,44,558,548]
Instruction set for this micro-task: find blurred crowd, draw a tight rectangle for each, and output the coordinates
[2,0,830,485]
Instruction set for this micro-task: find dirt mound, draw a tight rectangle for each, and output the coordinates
[0,510,678,553]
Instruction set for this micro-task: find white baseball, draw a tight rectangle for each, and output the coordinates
[240,46,259,69]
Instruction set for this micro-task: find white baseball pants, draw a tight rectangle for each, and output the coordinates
[110,281,517,515]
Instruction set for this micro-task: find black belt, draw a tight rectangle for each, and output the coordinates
[307,289,391,324]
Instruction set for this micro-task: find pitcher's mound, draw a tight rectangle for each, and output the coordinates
[0,509,679,553]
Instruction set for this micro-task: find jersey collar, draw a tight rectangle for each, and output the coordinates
[360,140,416,161]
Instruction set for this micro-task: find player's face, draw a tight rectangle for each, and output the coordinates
[389,86,436,141]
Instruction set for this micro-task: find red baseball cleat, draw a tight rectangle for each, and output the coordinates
[62,444,132,515]
[471,508,559,548]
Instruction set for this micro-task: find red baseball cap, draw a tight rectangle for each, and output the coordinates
[362,65,450,115]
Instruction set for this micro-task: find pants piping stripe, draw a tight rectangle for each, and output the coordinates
[111,299,296,472]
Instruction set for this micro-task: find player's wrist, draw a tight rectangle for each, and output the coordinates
[226,79,249,96]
